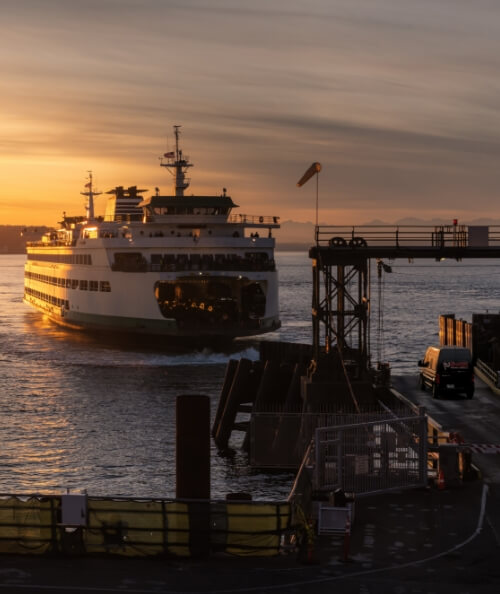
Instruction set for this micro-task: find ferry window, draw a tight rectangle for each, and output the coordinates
[79,280,88,290]
[65,278,71,288]
[89,281,98,291]
[100,281,111,292]
[113,252,146,271]
[71,279,79,289]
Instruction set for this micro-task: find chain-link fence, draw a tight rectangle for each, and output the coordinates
[314,414,428,496]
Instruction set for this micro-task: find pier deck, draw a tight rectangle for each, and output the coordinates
[309,224,500,368]
[311,224,500,263]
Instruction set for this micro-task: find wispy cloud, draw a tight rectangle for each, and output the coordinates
[1,0,499,224]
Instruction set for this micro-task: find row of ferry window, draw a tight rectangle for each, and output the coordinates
[25,271,111,292]
[25,287,69,309]
[27,253,92,265]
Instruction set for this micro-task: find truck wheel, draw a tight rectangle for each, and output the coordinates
[432,383,440,399]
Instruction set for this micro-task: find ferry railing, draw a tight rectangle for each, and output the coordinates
[228,214,280,226]
[26,240,77,248]
[315,225,500,248]
[112,257,277,273]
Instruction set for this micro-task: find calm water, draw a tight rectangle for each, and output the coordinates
[1,253,499,498]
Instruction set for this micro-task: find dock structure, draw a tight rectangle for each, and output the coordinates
[211,223,498,523]
[214,223,500,461]
[311,224,500,375]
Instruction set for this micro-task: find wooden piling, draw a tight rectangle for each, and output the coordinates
[283,362,306,412]
[214,358,253,449]
[270,363,306,466]
[211,358,238,437]
[253,359,281,412]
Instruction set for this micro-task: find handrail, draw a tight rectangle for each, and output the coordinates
[228,214,280,226]
[314,224,500,248]
[476,358,498,386]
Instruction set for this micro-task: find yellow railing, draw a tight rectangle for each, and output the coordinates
[0,494,293,558]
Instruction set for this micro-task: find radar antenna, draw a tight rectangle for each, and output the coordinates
[160,125,193,197]
[80,171,102,221]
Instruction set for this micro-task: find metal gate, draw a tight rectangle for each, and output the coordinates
[314,414,428,496]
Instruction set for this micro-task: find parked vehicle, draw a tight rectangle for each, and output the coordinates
[418,346,474,399]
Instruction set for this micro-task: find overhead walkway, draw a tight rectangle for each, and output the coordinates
[311,224,500,263]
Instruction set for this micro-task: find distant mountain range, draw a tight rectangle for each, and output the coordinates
[0,225,49,253]
[364,217,500,226]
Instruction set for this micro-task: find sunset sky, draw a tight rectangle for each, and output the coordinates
[2,0,499,226]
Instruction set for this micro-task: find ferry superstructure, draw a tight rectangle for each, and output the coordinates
[24,127,281,340]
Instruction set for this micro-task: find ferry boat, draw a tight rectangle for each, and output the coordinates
[23,127,281,341]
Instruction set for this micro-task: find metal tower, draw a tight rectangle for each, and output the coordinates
[311,246,370,377]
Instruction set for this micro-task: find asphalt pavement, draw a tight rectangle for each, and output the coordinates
[0,479,499,593]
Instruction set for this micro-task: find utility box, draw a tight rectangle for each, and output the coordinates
[468,226,489,247]
[61,494,88,526]
[317,502,354,535]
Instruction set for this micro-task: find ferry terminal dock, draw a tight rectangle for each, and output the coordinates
[4,225,500,592]
[2,345,500,591]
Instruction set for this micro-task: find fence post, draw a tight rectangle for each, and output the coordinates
[418,406,428,486]
[343,515,351,562]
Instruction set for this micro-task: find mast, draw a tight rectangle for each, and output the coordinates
[160,125,193,197]
[80,171,102,221]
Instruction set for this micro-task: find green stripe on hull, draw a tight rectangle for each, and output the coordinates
[29,303,280,338]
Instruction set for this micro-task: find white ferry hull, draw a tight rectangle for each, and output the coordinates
[24,261,280,340]
[23,299,280,339]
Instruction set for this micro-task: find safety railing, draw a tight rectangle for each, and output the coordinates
[476,358,499,388]
[228,214,280,226]
[113,255,276,273]
[315,225,500,249]
[0,494,293,558]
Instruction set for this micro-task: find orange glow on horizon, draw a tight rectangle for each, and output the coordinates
[1,2,498,227]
